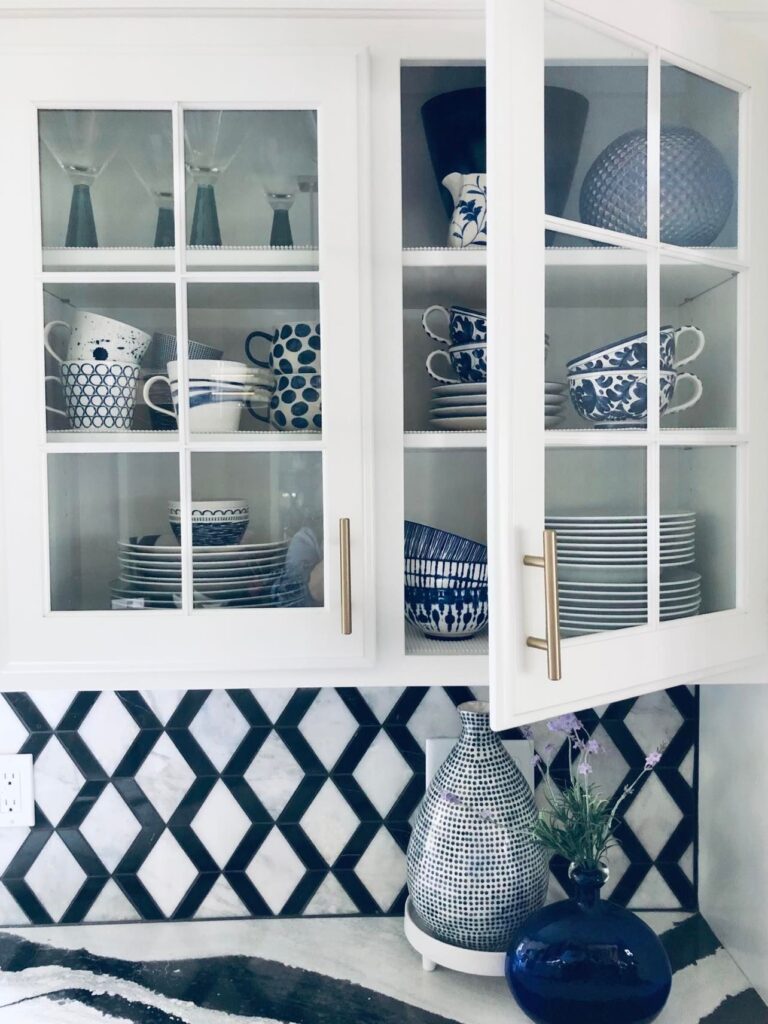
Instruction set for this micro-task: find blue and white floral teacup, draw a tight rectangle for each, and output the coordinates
[567,325,706,374]
[422,304,487,347]
[245,321,321,375]
[568,369,703,424]
[426,342,487,384]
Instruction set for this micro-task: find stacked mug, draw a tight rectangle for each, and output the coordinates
[567,325,705,427]
[245,321,322,431]
[140,333,224,429]
[44,311,152,432]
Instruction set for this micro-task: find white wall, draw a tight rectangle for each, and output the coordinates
[700,684,768,1003]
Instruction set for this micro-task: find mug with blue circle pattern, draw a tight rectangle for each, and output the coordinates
[245,321,321,375]
[248,371,322,431]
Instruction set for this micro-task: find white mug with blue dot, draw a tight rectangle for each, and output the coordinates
[245,321,321,375]
[248,371,322,431]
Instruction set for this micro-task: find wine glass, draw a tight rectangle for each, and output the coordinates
[39,109,120,248]
[184,110,245,246]
[251,111,318,248]
[125,112,175,248]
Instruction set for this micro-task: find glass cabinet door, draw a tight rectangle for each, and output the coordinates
[0,50,370,673]
[488,0,768,727]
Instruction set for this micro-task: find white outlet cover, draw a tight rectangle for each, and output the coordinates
[425,737,535,791]
[0,754,35,827]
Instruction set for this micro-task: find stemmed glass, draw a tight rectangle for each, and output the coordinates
[126,112,175,248]
[184,110,245,246]
[39,110,119,248]
[251,111,318,247]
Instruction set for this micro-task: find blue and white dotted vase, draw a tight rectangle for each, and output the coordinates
[407,701,548,952]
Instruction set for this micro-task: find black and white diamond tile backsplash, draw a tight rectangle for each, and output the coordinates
[0,685,697,926]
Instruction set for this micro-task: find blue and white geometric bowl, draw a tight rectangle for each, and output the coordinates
[168,500,249,546]
[404,584,489,640]
[404,557,488,589]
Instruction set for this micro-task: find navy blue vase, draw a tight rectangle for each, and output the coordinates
[506,864,672,1024]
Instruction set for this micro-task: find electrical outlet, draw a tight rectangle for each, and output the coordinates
[0,754,34,827]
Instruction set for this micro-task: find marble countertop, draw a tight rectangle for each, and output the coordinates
[0,912,766,1023]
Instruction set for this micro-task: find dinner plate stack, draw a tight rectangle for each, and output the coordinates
[112,532,302,608]
[546,512,696,567]
[545,381,567,429]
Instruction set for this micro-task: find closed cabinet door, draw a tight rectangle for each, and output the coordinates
[488,0,768,727]
[0,47,372,678]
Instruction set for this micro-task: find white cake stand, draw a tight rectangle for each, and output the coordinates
[403,897,507,977]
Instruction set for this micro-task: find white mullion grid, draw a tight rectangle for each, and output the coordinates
[736,442,749,609]
[544,215,656,252]
[183,271,320,286]
[39,271,178,286]
[545,0,655,57]
[736,78,751,266]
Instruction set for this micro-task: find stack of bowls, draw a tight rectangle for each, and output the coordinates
[566,326,705,427]
[404,521,488,640]
[168,500,250,547]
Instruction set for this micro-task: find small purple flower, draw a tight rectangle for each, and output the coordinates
[586,739,602,755]
[645,750,662,769]
[520,725,534,741]
[531,754,542,768]
[441,788,462,804]
[547,713,583,735]
[578,762,593,776]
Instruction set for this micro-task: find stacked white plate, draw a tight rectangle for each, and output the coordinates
[430,382,486,430]
[113,532,303,608]
[545,381,567,429]
[557,568,702,636]
[545,512,696,568]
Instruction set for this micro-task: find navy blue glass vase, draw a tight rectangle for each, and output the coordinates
[506,864,672,1024]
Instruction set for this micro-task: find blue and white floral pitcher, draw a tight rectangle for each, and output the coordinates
[443,172,487,248]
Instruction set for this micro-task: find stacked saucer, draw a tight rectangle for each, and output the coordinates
[557,568,702,636]
[545,382,567,429]
[546,512,696,568]
[112,532,304,608]
[430,382,486,430]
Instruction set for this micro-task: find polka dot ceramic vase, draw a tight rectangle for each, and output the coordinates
[407,701,548,952]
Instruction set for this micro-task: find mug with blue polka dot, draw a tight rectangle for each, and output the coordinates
[247,371,322,432]
[245,321,321,375]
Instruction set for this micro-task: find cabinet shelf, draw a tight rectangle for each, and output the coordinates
[45,431,324,453]
[404,431,486,449]
[405,621,489,656]
[43,246,320,273]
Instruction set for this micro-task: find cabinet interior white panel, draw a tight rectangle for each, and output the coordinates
[404,449,486,543]
[546,447,646,516]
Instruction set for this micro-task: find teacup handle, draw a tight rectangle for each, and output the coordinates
[673,325,706,369]
[425,349,459,384]
[43,320,70,364]
[142,375,177,419]
[421,305,451,346]
[244,330,274,370]
[244,383,275,423]
[44,375,68,417]
[665,372,703,415]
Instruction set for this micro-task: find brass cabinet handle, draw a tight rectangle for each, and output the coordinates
[339,518,352,635]
[523,529,562,681]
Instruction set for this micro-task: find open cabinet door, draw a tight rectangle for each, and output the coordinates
[487,0,768,729]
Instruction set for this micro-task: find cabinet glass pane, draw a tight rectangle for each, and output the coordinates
[172,283,321,437]
[660,446,736,617]
[660,64,739,250]
[546,236,646,432]
[660,257,737,430]
[184,110,318,270]
[545,13,647,245]
[189,451,323,610]
[43,283,177,438]
[39,110,174,271]
[48,453,180,611]
[547,448,647,637]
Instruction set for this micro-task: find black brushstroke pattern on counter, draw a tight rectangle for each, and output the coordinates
[0,931,462,1024]
[700,988,768,1023]
[659,914,722,973]
[1,988,188,1023]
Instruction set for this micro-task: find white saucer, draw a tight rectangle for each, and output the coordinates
[429,416,486,430]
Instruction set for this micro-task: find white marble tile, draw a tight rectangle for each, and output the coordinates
[680,746,695,786]
[297,689,357,771]
[353,827,406,912]
[25,833,86,922]
[78,693,140,776]
[0,826,29,874]
[585,723,630,799]
[26,691,76,731]
[251,688,294,723]
[193,875,248,920]
[0,699,28,753]
[190,780,250,869]
[624,689,684,758]
[246,827,305,914]
[0,881,28,925]
[84,880,139,924]
[189,691,249,772]
[628,867,679,909]
[135,732,195,822]
[360,687,404,723]
[243,731,302,819]
[33,736,85,826]
[680,842,695,884]
[624,774,683,861]
[658,947,750,1024]
[303,873,357,916]
[299,780,359,865]
[405,688,462,751]
[136,830,197,918]
[79,784,141,873]
[352,731,412,817]
[138,689,186,725]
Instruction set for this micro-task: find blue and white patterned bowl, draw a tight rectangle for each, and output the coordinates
[404,522,488,564]
[568,369,703,424]
[404,584,489,640]
[404,557,488,589]
[168,500,249,546]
